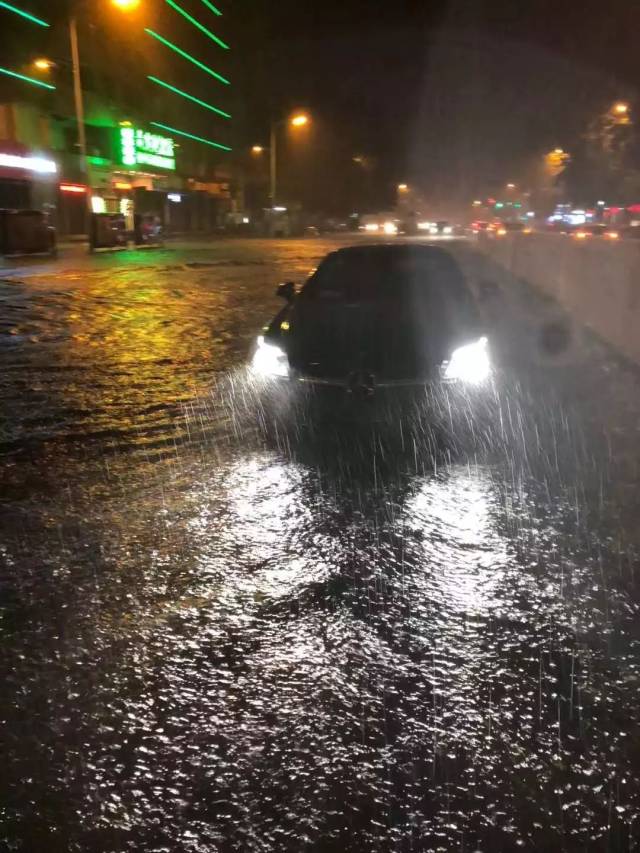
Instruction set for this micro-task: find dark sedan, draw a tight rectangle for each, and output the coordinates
[250,244,491,394]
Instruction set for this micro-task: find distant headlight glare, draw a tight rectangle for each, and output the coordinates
[443,336,490,384]
[251,335,289,378]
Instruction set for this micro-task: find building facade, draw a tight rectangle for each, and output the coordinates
[0,0,236,238]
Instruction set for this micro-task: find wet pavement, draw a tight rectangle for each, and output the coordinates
[2,237,640,852]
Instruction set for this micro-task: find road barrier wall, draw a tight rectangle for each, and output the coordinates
[478,234,640,364]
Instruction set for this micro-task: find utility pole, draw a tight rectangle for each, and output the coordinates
[269,120,276,205]
[68,16,87,176]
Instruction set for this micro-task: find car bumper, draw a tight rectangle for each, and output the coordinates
[294,372,435,389]
[252,367,493,394]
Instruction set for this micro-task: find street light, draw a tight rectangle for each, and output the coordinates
[506,182,516,189]
[33,58,54,71]
[398,183,408,192]
[251,145,264,154]
[70,0,141,180]
[269,110,311,205]
[613,101,629,115]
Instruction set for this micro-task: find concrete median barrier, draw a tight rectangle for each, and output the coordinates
[478,233,640,365]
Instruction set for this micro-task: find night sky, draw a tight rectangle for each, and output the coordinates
[236,0,639,211]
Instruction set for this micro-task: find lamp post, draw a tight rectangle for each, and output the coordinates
[68,0,141,179]
[396,183,410,209]
[68,16,87,177]
[268,112,309,205]
[33,58,54,71]
[269,121,276,204]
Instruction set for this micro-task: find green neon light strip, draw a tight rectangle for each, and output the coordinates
[148,76,230,118]
[0,66,55,89]
[0,0,49,26]
[165,0,229,49]
[150,121,231,151]
[200,0,222,15]
[144,29,229,85]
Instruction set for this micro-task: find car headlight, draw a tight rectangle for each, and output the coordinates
[383,221,397,234]
[250,335,289,378]
[443,225,453,235]
[443,336,490,384]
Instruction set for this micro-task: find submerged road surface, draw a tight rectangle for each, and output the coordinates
[2,238,640,852]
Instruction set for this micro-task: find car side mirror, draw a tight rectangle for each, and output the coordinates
[276,281,296,302]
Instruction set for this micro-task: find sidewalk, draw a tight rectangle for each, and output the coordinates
[0,233,356,280]
[0,236,222,279]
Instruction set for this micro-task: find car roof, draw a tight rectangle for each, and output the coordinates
[327,243,456,262]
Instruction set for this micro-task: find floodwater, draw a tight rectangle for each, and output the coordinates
[1,238,640,852]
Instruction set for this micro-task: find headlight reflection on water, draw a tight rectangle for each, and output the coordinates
[405,466,509,615]
[66,439,620,851]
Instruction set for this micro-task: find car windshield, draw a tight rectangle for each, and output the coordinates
[301,249,479,334]
[306,250,472,302]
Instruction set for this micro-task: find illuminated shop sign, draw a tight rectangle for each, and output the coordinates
[118,125,176,171]
[0,152,57,173]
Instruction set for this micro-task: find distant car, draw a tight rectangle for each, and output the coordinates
[471,220,491,236]
[572,224,619,240]
[494,220,533,237]
[250,244,491,393]
[429,220,453,236]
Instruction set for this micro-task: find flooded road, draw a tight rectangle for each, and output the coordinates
[2,238,640,852]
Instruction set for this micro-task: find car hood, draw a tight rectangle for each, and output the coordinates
[283,299,479,382]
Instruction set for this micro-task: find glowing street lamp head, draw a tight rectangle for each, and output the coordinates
[506,182,516,189]
[251,145,264,154]
[613,101,629,115]
[33,58,53,71]
[397,183,408,192]
[554,147,564,155]
[290,113,309,127]
[111,0,141,10]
